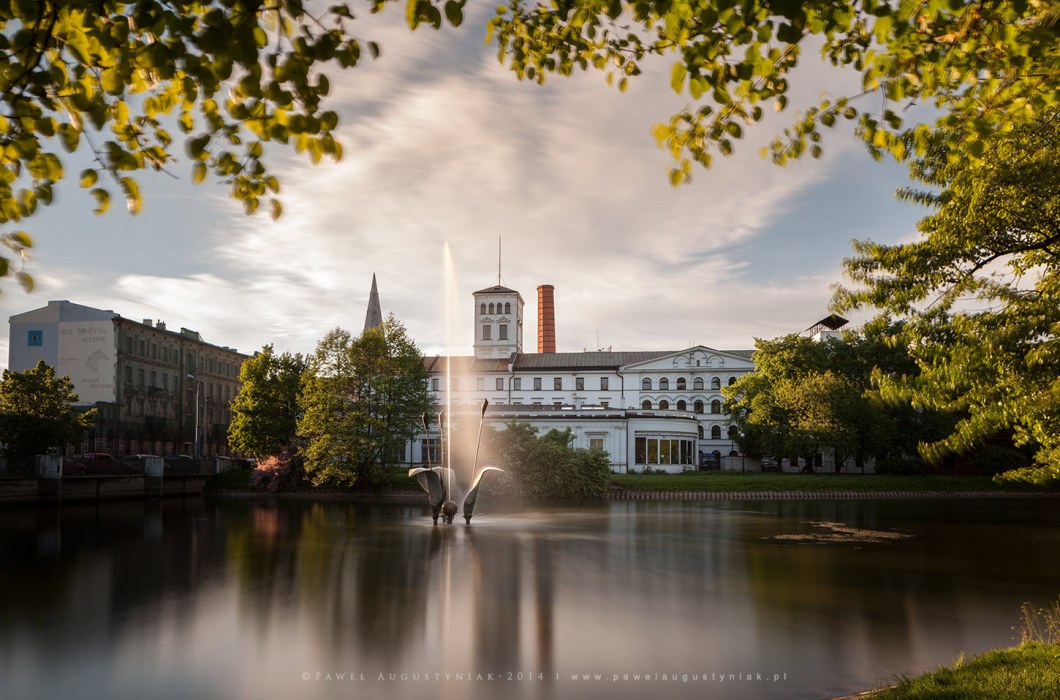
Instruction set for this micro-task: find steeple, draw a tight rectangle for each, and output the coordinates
[363,273,383,333]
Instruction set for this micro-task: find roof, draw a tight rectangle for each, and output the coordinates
[473,285,522,296]
[424,349,754,373]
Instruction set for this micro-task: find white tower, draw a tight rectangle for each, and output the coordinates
[473,285,523,359]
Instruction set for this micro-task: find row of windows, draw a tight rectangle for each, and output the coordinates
[121,335,241,378]
[480,324,509,341]
[480,302,512,315]
[641,398,723,414]
[641,376,737,391]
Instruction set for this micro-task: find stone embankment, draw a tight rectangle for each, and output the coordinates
[607,490,1054,500]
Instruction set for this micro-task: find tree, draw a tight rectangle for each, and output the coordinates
[723,325,939,471]
[0,0,466,288]
[0,360,95,465]
[297,314,431,487]
[835,111,1060,484]
[490,1,1058,182]
[227,344,306,459]
[485,421,610,499]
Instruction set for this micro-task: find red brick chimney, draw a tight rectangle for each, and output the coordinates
[537,284,556,353]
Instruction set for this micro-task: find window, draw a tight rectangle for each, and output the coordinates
[677,400,687,411]
[480,303,486,315]
[432,378,439,391]
[489,303,495,314]
[676,377,687,390]
[482,324,492,340]
[711,425,721,440]
[695,400,704,414]
[554,377,562,390]
[496,378,504,391]
[534,377,542,390]
[711,399,721,414]
[513,378,521,390]
[575,377,584,390]
[728,377,737,386]
[499,324,508,340]
[659,400,669,409]
[641,378,652,390]
[711,377,721,390]
[641,399,652,410]
[505,302,511,314]
[659,377,669,390]
[476,378,485,390]
[600,377,609,390]
[693,377,704,390]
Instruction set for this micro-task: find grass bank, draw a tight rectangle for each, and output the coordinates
[859,642,1060,699]
[608,471,1051,493]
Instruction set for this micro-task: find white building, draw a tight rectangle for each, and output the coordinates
[406,282,755,473]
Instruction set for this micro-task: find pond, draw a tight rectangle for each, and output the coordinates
[1,496,1058,700]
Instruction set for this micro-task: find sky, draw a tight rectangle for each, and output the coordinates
[0,6,928,367]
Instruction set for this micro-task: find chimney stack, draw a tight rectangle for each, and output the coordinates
[537,284,556,353]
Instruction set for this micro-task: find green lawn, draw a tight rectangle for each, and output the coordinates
[866,643,1060,699]
[608,471,1050,493]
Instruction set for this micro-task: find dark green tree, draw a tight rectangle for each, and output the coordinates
[835,111,1060,484]
[0,360,95,465]
[486,422,610,499]
[723,325,937,472]
[228,344,306,459]
[297,315,431,487]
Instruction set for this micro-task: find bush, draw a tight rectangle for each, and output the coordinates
[876,455,927,475]
[249,451,304,492]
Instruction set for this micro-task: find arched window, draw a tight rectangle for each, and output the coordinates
[728,377,737,386]
[693,377,704,390]
[728,425,739,439]
[711,399,721,414]
[711,425,721,440]
[676,377,687,390]
[677,400,687,411]
[504,302,511,314]
[488,303,495,314]
[711,377,721,390]
[641,399,652,410]
[642,378,652,391]
[659,400,669,410]
[659,378,669,390]
[694,400,704,414]
[480,303,486,315]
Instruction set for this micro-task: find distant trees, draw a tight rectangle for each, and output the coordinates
[297,315,431,487]
[227,345,307,460]
[0,360,94,465]
[724,324,947,472]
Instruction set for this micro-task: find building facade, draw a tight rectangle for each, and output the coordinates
[8,300,248,459]
[407,283,755,473]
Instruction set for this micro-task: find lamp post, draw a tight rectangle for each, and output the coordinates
[186,374,205,461]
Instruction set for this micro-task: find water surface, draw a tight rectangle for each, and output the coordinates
[1,497,1058,700]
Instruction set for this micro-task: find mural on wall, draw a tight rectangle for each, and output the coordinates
[58,321,116,405]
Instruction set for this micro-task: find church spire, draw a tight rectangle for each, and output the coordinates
[363,273,383,333]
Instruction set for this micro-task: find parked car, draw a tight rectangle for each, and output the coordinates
[66,453,136,476]
[164,454,199,474]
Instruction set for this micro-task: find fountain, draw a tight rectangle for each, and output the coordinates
[410,399,502,525]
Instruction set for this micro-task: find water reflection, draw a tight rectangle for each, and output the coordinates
[0,498,1058,700]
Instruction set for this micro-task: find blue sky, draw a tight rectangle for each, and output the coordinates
[0,7,927,367]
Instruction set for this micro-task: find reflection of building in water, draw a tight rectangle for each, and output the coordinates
[8,300,248,459]
[393,279,755,473]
